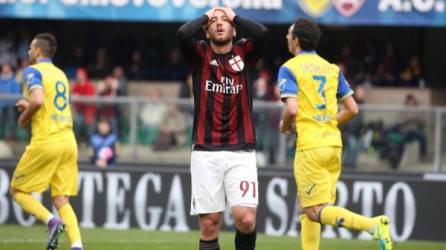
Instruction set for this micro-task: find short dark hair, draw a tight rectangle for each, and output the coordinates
[34,33,57,58]
[292,18,321,51]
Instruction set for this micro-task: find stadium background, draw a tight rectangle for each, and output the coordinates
[1,0,446,248]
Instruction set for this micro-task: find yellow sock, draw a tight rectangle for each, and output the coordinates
[58,204,82,247]
[300,213,320,250]
[319,205,374,233]
[14,192,52,224]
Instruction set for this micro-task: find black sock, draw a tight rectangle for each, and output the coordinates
[235,229,257,250]
[199,238,220,250]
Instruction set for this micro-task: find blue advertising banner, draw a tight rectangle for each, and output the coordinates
[1,163,446,241]
[0,0,445,26]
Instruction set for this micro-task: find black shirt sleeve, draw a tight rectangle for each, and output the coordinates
[177,15,209,62]
[233,16,269,63]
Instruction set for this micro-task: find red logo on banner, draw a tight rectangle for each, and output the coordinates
[333,0,364,17]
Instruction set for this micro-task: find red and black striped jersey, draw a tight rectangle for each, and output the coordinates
[178,15,268,151]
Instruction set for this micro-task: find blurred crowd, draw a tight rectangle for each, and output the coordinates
[0,27,429,87]
[340,89,429,169]
[336,42,426,88]
[0,27,433,168]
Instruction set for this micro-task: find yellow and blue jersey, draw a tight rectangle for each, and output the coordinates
[278,51,353,151]
[22,58,73,144]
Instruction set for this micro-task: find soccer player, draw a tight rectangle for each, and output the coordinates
[177,6,268,250]
[10,33,83,250]
[278,19,392,250]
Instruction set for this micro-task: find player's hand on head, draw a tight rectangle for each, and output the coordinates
[15,99,29,112]
[205,7,217,19]
[218,6,236,22]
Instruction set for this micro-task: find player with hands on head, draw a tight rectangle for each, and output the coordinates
[177,5,268,250]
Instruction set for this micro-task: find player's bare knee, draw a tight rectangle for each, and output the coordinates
[199,214,220,236]
[234,212,256,233]
[304,206,320,222]
[237,217,256,233]
[52,195,69,209]
[200,221,219,239]
[9,188,17,198]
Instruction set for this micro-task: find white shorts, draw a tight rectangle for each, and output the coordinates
[190,150,258,215]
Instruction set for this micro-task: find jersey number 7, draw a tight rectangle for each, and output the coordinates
[313,75,327,110]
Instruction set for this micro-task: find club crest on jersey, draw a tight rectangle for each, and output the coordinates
[333,0,364,17]
[229,55,244,72]
[297,0,332,18]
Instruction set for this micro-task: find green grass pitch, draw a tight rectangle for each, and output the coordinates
[1,224,445,250]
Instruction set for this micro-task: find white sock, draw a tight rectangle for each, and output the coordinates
[71,241,83,248]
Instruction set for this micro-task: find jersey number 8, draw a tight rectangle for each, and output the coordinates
[54,81,68,111]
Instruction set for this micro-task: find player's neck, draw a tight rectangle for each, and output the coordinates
[210,41,233,54]
[293,47,302,56]
[36,56,50,62]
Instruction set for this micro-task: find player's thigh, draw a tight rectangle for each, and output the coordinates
[190,151,226,215]
[295,148,334,208]
[327,147,342,204]
[11,143,62,193]
[51,139,78,197]
[224,150,258,208]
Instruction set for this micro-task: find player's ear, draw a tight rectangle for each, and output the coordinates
[294,37,300,49]
[202,25,210,39]
[232,27,236,38]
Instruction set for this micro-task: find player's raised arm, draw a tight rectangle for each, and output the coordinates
[219,7,268,59]
[219,6,268,42]
[176,8,215,61]
[234,15,268,43]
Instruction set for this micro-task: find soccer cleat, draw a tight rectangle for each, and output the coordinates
[47,218,65,250]
[373,215,393,250]
[71,248,83,250]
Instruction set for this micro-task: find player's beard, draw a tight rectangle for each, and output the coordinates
[28,53,37,65]
[211,37,232,47]
[209,28,233,47]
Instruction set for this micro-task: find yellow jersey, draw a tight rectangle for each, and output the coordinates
[278,51,353,151]
[22,58,73,144]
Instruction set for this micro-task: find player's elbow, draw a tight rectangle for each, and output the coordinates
[342,96,359,117]
[30,95,44,108]
[288,106,297,117]
[176,26,187,40]
[285,99,298,116]
[258,25,269,41]
[348,105,359,117]
[32,97,44,107]
[176,29,184,39]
